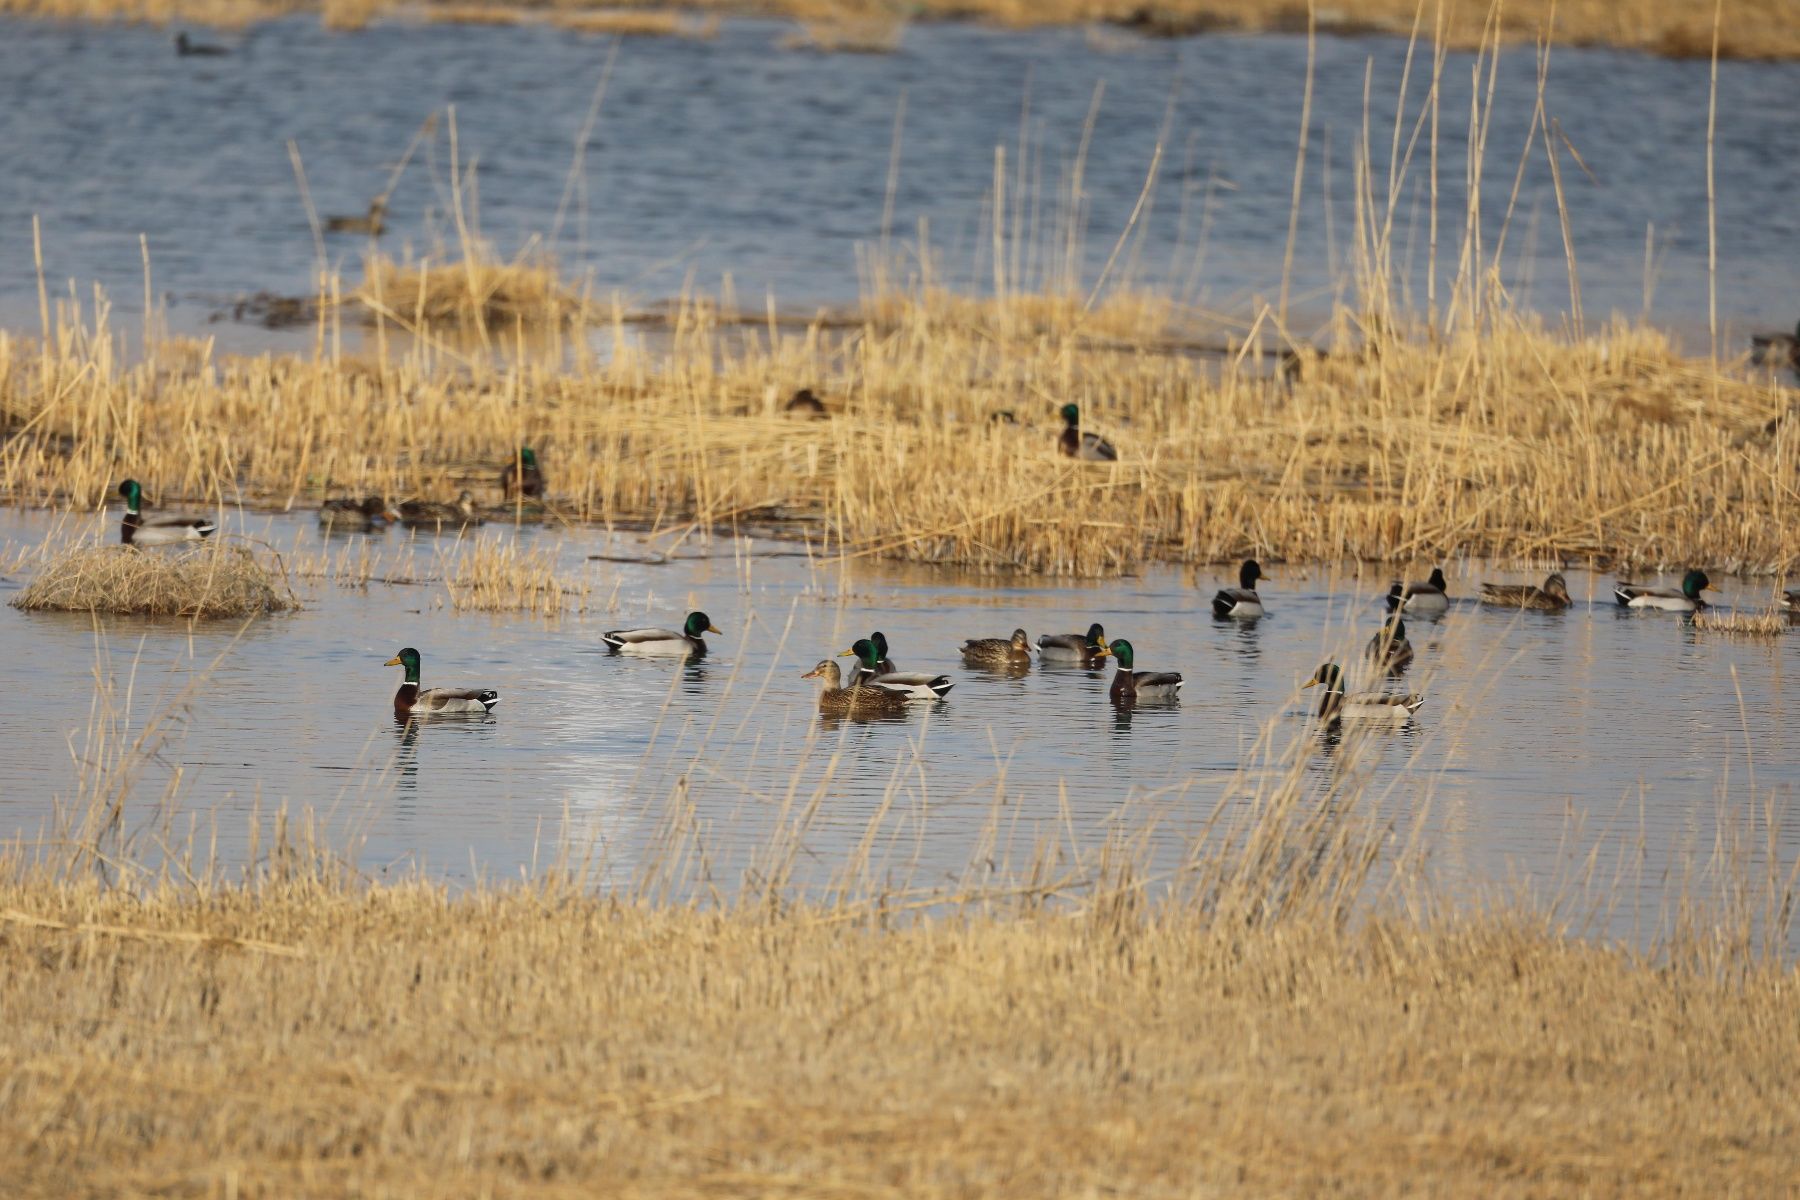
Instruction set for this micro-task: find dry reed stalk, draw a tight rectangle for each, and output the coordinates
[10,542,299,618]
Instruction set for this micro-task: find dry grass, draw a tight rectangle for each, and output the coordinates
[356,252,595,332]
[3,0,1799,59]
[548,8,718,37]
[779,16,905,53]
[1687,607,1791,638]
[444,534,591,614]
[9,542,299,618]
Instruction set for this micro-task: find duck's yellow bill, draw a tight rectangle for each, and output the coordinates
[708,624,724,634]
[836,647,857,657]
[1301,678,1318,689]
[384,655,403,666]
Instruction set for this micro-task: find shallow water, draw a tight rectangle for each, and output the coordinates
[0,16,1795,349]
[0,507,1793,940]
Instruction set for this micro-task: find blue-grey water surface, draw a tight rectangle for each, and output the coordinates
[0,16,1796,347]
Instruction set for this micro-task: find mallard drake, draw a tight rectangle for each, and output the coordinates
[1480,573,1572,611]
[175,31,228,56]
[786,388,829,418]
[1057,404,1117,461]
[867,631,898,675]
[1614,569,1713,612]
[117,479,215,546]
[1366,616,1414,670]
[839,639,953,700]
[1037,622,1108,665]
[802,659,912,718]
[1398,566,1450,613]
[1211,560,1267,619]
[602,611,721,656]
[1095,638,1182,703]
[1304,663,1423,722]
[500,447,544,499]
[398,491,482,529]
[1750,320,1799,375]
[319,496,396,531]
[961,628,1034,667]
[325,198,387,236]
[385,647,499,718]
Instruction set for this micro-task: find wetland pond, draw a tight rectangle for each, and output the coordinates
[0,15,1796,346]
[0,507,1794,940]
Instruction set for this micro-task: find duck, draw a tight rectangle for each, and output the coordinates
[602,611,721,656]
[325,198,387,236]
[1397,566,1450,613]
[839,639,953,700]
[866,631,898,675]
[1095,638,1182,703]
[802,659,912,718]
[175,31,228,56]
[1057,404,1117,461]
[961,628,1034,667]
[1782,589,1798,612]
[785,388,829,418]
[1366,615,1414,670]
[1303,662,1424,723]
[117,479,215,546]
[1614,569,1713,612]
[1037,622,1108,665]
[1750,320,1799,375]
[499,447,544,499]
[319,496,396,531]
[1211,559,1267,619]
[385,647,499,718]
[1480,573,1573,611]
[398,491,482,530]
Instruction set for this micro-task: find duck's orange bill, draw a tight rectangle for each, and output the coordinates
[384,655,403,667]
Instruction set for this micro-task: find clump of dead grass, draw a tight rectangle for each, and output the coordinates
[1687,608,1790,638]
[10,543,299,618]
[356,252,594,331]
[549,8,718,36]
[780,16,905,52]
[444,536,589,614]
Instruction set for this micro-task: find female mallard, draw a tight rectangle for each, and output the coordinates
[603,611,721,656]
[319,496,396,531]
[1057,404,1117,461]
[398,491,482,530]
[500,447,544,499]
[1397,566,1450,613]
[325,198,386,236]
[1614,569,1713,612]
[1750,319,1799,375]
[1211,560,1267,619]
[385,647,498,718]
[839,639,953,700]
[1303,663,1423,722]
[1480,573,1572,611]
[117,479,215,546]
[1366,616,1414,670]
[1095,638,1182,703]
[802,659,912,718]
[1037,622,1107,665]
[961,628,1034,667]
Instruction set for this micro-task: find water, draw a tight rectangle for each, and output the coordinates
[0,17,1796,348]
[0,508,1794,932]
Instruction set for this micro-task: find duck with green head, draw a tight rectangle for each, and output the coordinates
[500,447,544,500]
[801,658,911,718]
[603,611,722,657]
[1211,560,1267,619]
[1057,404,1117,461]
[1037,622,1108,665]
[117,479,215,546]
[1480,572,1572,611]
[1303,663,1423,723]
[839,638,953,700]
[385,647,499,718]
[1613,569,1713,612]
[961,628,1034,667]
[1398,566,1450,613]
[1095,639,1182,703]
[866,631,898,675]
[1366,611,1414,670]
